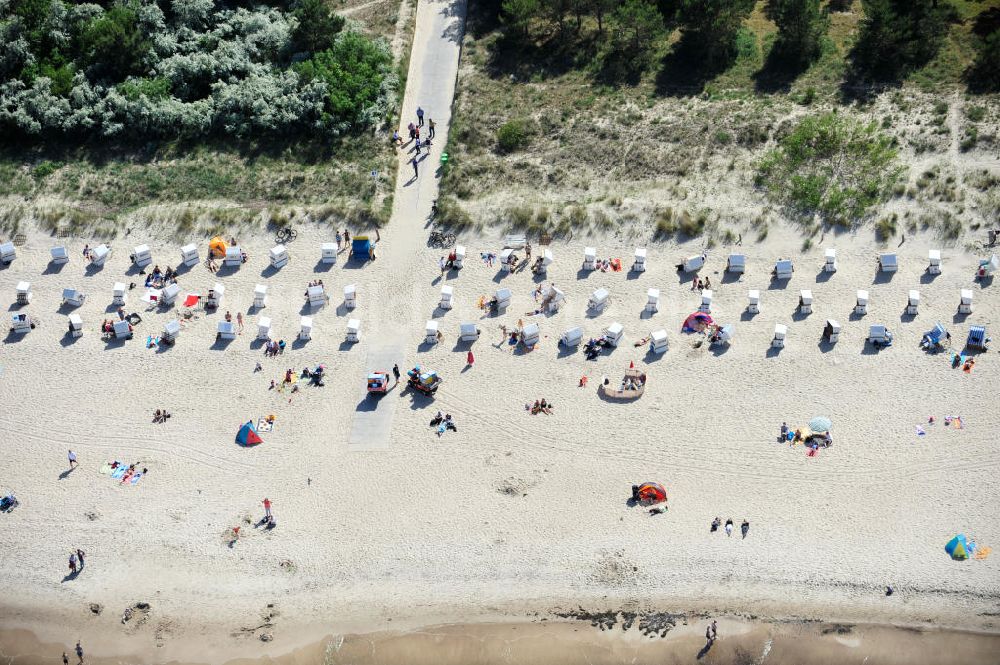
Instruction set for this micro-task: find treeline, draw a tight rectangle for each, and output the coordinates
[490,0,999,90]
[0,0,397,141]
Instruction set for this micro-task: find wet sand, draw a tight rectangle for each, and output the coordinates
[4,618,1000,665]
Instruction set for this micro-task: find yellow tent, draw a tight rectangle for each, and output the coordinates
[209,236,227,258]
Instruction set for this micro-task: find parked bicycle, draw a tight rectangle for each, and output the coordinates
[429,229,456,248]
[274,226,298,244]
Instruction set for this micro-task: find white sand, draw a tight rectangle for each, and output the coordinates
[1,223,998,661]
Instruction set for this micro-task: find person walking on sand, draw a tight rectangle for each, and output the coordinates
[68,450,78,469]
[691,276,698,291]
[408,122,415,141]
[343,229,351,248]
[711,620,718,639]
[741,519,749,539]
[75,641,84,664]
[76,549,85,569]
[467,350,475,367]
[68,552,78,575]
[704,276,711,290]
[428,118,436,138]
[411,157,419,178]
[63,651,69,665]
[237,312,244,333]
[392,364,400,383]
[263,498,272,520]
[705,625,712,641]
[725,518,734,537]
[416,106,424,126]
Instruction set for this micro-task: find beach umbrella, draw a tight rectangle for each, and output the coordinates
[808,416,832,433]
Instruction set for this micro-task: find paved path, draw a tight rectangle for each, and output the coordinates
[347,0,466,450]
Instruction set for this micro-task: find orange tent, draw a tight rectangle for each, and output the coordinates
[634,482,667,505]
[209,236,228,258]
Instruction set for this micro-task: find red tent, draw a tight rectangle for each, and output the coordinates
[236,421,263,446]
[635,482,667,505]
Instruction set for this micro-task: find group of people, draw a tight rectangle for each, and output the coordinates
[711,517,750,539]
[144,265,177,289]
[67,548,86,575]
[100,318,132,336]
[429,411,457,435]
[584,336,612,360]
[334,229,351,249]
[691,276,712,291]
[263,339,286,356]
[778,422,833,448]
[528,399,553,415]
[152,409,171,424]
[593,257,622,272]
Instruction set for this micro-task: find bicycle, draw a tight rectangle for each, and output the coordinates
[274,227,298,244]
[429,229,456,248]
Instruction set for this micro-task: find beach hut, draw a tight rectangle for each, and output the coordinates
[440,285,454,310]
[699,289,713,313]
[345,319,360,343]
[50,246,69,264]
[495,287,512,311]
[504,234,527,249]
[257,317,271,340]
[604,321,624,347]
[588,287,609,312]
[62,288,86,307]
[583,247,597,270]
[206,283,225,310]
[645,288,660,314]
[906,290,920,315]
[131,244,152,268]
[0,241,15,264]
[632,248,647,273]
[67,313,83,338]
[561,326,583,347]
[208,237,227,258]
[531,249,553,275]
[254,284,267,309]
[681,254,705,273]
[453,245,466,269]
[180,243,199,267]
[799,290,813,314]
[958,289,973,314]
[112,282,127,306]
[521,322,540,347]
[15,281,30,305]
[224,245,243,267]
[217,320,236,340]
[307,284,325,308]
[162,320,180,345]
[977,254,999,280]
[927,249,941,275]
[772,324,787,348]
[112,319,132,339]
[269,244,289,269]
[747,290,760,315]
[823,319,841,344]
[460,322,480,342]
[727,253,746,274]
[91,244,111,266]
[236,421,263,446]
[542,286,565,313]
[966,326,989,351]
[10,313,31,334]
[299,316,313,341]
[867,325,893,348]
[320,242,337,265]
[499,248,515,272]
[650,329,668,354]
[855,290,869,315]
[773,259,793,280]
[425,320,439,344]
[824,248,837,273]
[945,534,972,560]
[162,283,180,306]
[344,284,357,309]
[878,253,898,273]
[710,324,733,346]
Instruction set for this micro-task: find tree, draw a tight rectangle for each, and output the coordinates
[292,0,345,53]
[756,112,901,226]
[610,0,664,54]
[293,31,392,126]
[850,0,955,80]
[676,0,755,69]
[500,0,541,39]
[765,0,828,68]
[969,29,1000,93]
[78,4,152,82]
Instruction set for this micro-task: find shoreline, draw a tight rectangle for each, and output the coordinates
[4,612,1000,665]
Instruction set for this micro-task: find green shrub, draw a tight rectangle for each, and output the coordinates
[965,106,986,122]
[32,160,61,179]
[875,215,897,240]
[496,119,532,153]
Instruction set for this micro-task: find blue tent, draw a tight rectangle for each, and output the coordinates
[352,236,373,259]
[236,420,263,446]
[945,534,975,560]
[966,326,988,350]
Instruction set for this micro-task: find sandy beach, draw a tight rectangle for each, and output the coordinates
[1,221,999,663]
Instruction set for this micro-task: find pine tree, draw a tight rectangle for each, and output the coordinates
[765,0,828,68]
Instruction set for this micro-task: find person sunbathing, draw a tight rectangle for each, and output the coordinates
[634,337,651,347]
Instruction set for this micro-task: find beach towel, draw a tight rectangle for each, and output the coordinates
[183,294,200,308]
[111,466,127,480]
[953,417,963,429]
[973,546,992,560]
[257,419,273,432]
[129,473,143,485]
[916,426,926,436]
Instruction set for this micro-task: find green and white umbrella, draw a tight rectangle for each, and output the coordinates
[809,416,832,433]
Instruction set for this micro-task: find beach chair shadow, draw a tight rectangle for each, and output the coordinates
[767,277,790,290]
[952,311,971,324]
[451,338,475,352]
[43,261,67,275]
[791,309,811,322]
[640,309,655,320]
[860,342,880,355]
[721,271,742,284]
[175,261,194,275]
[215,264,240,277]
[644,348,666,362]
[84,263,105,276]
[815,269,833,283]
[740,310,757,322]
[872,271,894,285]
[291,337,309,350]
[260,265,281,279]
[210,337,235,351]
[919,271,939,284]
[577,268,593,281]
[556,343,578,358]
[103,336,128,349]
[338,340,358,351]
[355,395,381,412]
[417,340,437,353]
[249,338,267,351]
[765,346,782,358]
[900,310,917,323]
[817,339,835,354]
[60,332,81,347]
[313,260,335,273]
[125,263,145,277]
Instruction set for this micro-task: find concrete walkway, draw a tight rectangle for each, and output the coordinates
[347,0,466,450]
